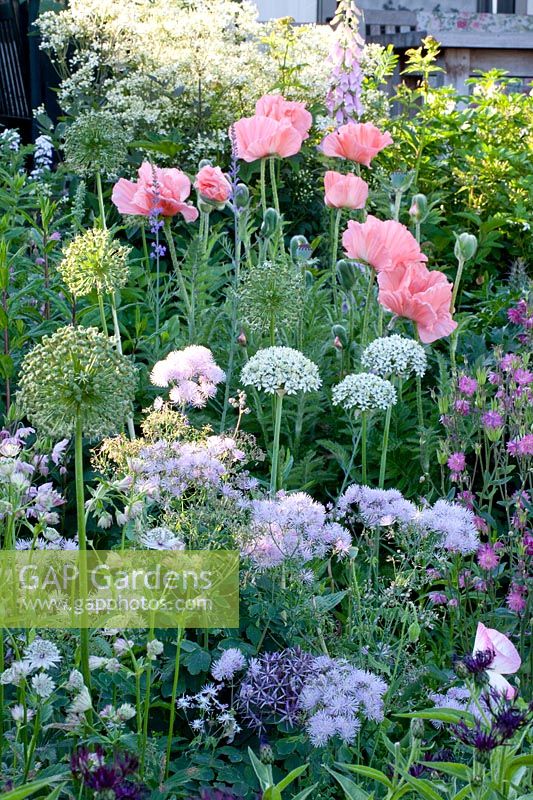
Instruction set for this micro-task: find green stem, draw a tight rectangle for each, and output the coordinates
[270,392,284,497]
[164,221,194,342]
[165,629,183,779]
[74,415,91,697]
[97,293,108,337]
[269,157,280,215]
[361,268,376,347]
[260,158,267,217]
[331,208,341,306]
[361,411,368,484]
[379,404,392,488]
[22,708,40,782]
[416,374,427,474]
[95,172,107,230]
[451,255,465,313]
[140,628,155,774]
[110,294,135,440]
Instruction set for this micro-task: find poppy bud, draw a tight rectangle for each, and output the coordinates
[409,193,428,222]
[260,208,279,238]
[332,324,349,349]
[290,235,309,260]
[337,259,358,293]
[237,331,247,347]
[454,233,478,262]
[233,183,249,209]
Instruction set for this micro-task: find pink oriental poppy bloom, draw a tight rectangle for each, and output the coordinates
[321,122,393,166]
[324,171,368,209]
[194,165,231,204]
[232,115,303,162]
[255,94,312,139]
[377,262,457,344]
[112,162,198,221]
[342,215,427,272]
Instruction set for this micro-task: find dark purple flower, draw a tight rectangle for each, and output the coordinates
[459,648,495,675]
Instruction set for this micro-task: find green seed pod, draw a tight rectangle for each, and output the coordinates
[454,233,478,262]
[408,620,421,643]
[410,718,425,741]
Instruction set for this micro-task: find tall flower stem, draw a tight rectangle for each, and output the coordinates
[451,255,465,314]
[220,202,245,433]
[416,374,427,472]
[259,158,267,216]
[75,413,91,696]
[165,628,183,779]
[361,268,376,346]
[164,221,194,342]
[110,294,135,440]
[140,626,155,775]
[379,403,392,488]
[270,391,284,497]
[95,172,106,229]
[330,208,342,306]
[269,157,280,215]
[97,293,108,336]
[361,411,368,484]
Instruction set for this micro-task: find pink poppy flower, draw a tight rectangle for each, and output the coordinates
[232,115,303,162]
[255,94,312,139]
[342,214,427,272]
[378,262,457,344]
[321,122,393,166]
[324,171,368,209]
[473,622,521,698]
[112,162,198,221]
[194,165,231,204]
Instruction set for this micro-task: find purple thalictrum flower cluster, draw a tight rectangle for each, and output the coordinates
[334,485,479,555]
[241,491,352,568]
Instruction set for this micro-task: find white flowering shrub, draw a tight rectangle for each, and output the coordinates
[37,0,334,136]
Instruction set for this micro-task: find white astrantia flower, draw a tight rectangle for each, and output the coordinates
[23,638,62,671]
[66,669,85,691]
[147,639,164,659]
[241,347,321,396]
[332,373,397,412]
[361,335,427,379]
[11,704,35,723]
[1,661,32,686]
[139,526,185,551]
[116,703,136,721]
[31,672,56,698]
[89,656,108,670]
[69,686,93,714]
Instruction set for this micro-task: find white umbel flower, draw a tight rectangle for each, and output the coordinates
[241,347,321,396]
[31,672,56,698]
[332,373,397,412]
[361,335,427,379]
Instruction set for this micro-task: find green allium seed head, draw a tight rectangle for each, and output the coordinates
[238,260,303,337]
[18,326,137,440]
[58,228,130,296]
[63,111,129,177]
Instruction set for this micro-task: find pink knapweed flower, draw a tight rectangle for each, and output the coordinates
[476,543,499,571]
[321,122,393,166]
[473,622,521,699]
[112,162,198,221]
[324,171,368,209]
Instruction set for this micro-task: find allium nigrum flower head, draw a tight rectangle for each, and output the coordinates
[18,326,137,439]
[361,335,427,379]
[59,228,131,296]
[63,110,129,177]
[332,372,397,412]
[241,347,321,397]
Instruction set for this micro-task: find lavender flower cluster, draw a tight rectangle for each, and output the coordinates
[241,491,352,568]
[335,484,479,555]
